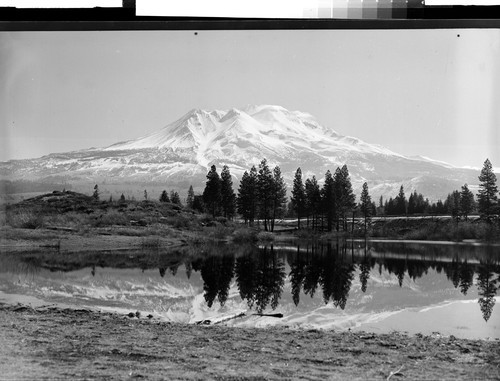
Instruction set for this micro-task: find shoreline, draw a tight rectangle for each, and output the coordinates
[1,301,499,380]
[1,226,499,255]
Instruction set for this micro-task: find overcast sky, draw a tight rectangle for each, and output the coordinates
[1,29,499,168]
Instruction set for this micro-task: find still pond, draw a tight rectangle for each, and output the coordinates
[1,240,499,339]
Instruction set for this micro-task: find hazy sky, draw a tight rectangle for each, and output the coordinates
[1,29,499,168]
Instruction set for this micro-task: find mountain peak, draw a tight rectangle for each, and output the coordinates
[2,105,481,202]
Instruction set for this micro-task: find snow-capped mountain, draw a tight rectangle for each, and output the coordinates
[0,105,482,200]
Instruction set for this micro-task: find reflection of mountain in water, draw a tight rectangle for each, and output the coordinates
[189,241,500,321]
[4,241,499,321]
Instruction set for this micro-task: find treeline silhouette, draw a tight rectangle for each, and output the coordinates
[191,157,499,233]
[165,242,499,322]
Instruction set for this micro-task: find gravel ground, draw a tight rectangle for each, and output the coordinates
[1,303,499,381]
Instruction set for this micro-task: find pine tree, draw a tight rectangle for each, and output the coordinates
[144,189,148,200]
[321,170,335,231]
[186,185,195,209]
[395,185,407,216]
[407,191,417,215]
[257,159,274,231]
[203,165,221,218]
[436,199,445,214]
[119,193,126,203]
[170,191,182,205]
[220,165,236,219]
[335,165,356,231]
[237,166,257,225]
[477,159,498,219]
[93,184,99,200]
[159,190,170,203]
[271,166,287,232]
[305,176,321,229]
[359,182,372,234]
[291,168,306,230]
[446,190,461,221]
[460,183,474,221]
[385,198,394,215]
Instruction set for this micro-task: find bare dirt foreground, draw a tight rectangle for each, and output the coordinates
[1,304,499,381]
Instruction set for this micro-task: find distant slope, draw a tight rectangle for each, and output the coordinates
[0,105,482,201]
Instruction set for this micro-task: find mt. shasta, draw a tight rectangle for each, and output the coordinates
[1,105,480,201]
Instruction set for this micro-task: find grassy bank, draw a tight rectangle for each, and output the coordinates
[2,191,499,249]
[369,218,500,242]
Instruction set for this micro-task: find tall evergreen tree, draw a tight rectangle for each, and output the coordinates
[93,184,99,200]
[395,185,407,216]
[186,185,195,209]
[203,165,221,218]
[407,191,416,215]
[359,182,372,234]
[270,166,288,232]
[159,190,170,203]
[321,170,336,231]
[220,165,236,219]
[460,183,474,221]
[335,165,356,231]
[305,176,321,229]
[237,166,258,225]
[477,159,498,219]
[446,190,461,221]
[170,191,182,205]
[257,159,275,231]
[291,167,306,229]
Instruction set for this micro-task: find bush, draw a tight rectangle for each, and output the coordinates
[204,223,233,240]
[161,215,192,229]
[232,228,258,243]
[98,210,129,226]
[257,231,275,242]
[6,209,44,229]
[215,216,228,225]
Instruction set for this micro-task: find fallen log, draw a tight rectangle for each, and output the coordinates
[252,313,284,318]
[45,225,77,232]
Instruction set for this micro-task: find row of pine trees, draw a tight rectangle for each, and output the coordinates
[194,158,499,232]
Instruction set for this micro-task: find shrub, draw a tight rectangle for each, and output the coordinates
[6,209,44,229]
[215,216,228,225]
[204,224,233,240]
[257,231,274,242]
[232,228,258,243]
[98,210,129,226]
[161,215,192,229]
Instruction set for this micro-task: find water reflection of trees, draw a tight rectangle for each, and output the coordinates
[192,255,235,307]
[181,241,500,321]
[235,246,286,313]
[8,242,499,321]
[476,261,498,322]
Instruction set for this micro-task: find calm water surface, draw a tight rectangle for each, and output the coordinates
[1,240,499,339]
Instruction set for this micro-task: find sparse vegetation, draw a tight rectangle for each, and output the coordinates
[1,157,499,247]
[256,231,274,242]
[231,228,258,243]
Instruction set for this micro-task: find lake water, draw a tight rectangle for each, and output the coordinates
[1,240,499,339]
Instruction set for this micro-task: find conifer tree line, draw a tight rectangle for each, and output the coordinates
[202,164,237,220]
[290,164,358,232]
[188,157,498,228]
[377,158,499,221]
